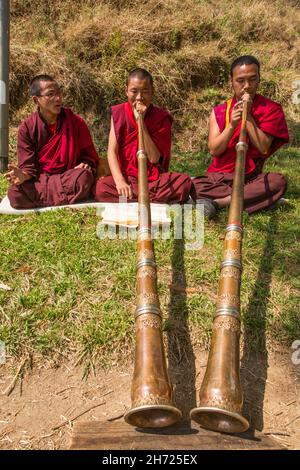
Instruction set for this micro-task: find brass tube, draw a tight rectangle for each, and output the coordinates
[190,103,250,433]
[124,113,182,428]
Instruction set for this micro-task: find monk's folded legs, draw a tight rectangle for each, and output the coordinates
[147,172,192,204]
[8,180,43,209]
[94,172,192,204]
[244,172,287,213]
[191,173,232,204]
[60,168,94,205]
[192,171,287,213]
[94,176,126,203]
[8,168,94,209]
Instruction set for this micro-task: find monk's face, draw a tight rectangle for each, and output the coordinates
[126,77,153,110]
[33,80,63,118]
[231,63,260,100]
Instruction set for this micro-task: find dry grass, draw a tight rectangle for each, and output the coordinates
[9,0,300,151]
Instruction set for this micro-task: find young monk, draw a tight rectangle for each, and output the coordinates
[94,68,192,203]
[6,74,99,208]
[192,55,289,218]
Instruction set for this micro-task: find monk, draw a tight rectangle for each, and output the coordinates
[94,68,192,203]
[6,74,99,209]
[192,55,289,218]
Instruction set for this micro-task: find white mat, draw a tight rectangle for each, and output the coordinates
[98,202,171,227]
[0,196,171,227]
[0,195,100,215]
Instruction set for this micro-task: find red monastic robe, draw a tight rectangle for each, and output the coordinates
[192,94,290,213]
[8,108,99,208]
[95,102,191,203]
[112,101,172,181]
[209,94,289,174]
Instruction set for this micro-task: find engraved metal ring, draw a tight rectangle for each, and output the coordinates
[221,259,242,270]
[226,224,243,233]
[137,259,156,270]
[137,150,147,158]
[135,305,161,318]
[235,142,248,151]
[215,307,240,319]
[138,227,152,235]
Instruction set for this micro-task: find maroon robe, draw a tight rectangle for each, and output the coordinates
[192,94,289,213]
[8,108,99,209]
[94,102,192,203]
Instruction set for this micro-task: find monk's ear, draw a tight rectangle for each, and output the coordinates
[32,96,39,106]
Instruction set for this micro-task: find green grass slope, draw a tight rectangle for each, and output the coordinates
[0,0,299,365]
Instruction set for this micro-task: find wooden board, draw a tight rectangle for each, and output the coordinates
[69,420,285,450]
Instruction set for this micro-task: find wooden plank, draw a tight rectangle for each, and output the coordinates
[69,420,285,450]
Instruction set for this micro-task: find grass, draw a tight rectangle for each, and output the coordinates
[0,146,299,365]
[2,0,299,366]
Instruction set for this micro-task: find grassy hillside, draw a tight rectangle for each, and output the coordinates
[1,0,299,365]
[9,0,300,152]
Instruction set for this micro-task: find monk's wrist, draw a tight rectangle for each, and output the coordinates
[21,172,32,182]
[246,115,255,125]
[114,175,126,185]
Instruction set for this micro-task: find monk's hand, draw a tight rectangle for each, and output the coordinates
[230,101,243,129]
[242,92,253,117]
[75,163,92,172]
[134,100,147,117]
[116,179,133,199]
[5,164,31,185]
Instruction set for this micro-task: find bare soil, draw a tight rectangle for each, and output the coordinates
[0,347,299,450]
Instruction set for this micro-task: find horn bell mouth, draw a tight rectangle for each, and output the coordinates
[125,405,182,428]
[190,406,249,434]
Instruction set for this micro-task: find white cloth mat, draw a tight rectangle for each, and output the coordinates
[0,196,171,227]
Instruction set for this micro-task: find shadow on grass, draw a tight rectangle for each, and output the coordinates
[167,238,197,422]
[241,211,278,432]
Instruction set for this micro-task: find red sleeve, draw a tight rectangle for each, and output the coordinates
[76,117,100,170]
[17,121,38,178]
[258,102,289,156]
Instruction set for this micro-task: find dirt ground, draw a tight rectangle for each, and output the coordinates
[0,346,299,450]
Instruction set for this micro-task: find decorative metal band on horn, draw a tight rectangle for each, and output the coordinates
[138,227,152,238]
[138,249,154,261]
[235,141,248,151]
[132,395,171,408]
[224,248,241,259]
[137,149,147,158]
[220,267,240,280]
[226,224,243,233]
[135,305,161,318]
[213,316,241,332]
[137,266,157,280]
[221,259,242,270]
[135,317,161,331]
[215,306,240,319]
[225,231,242,241]
[137,259,156,270]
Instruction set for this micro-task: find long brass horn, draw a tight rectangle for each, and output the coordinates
[124,112,182,428]
[190,100,250,433]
